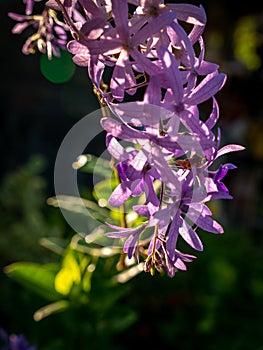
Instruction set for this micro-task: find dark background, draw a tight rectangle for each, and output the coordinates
[1,1,263,349]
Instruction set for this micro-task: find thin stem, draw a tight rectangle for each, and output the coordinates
[159,181,164,210]
[52,0,82,39]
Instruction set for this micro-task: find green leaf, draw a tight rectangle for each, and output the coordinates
[54,250,81,295]
[92,178,119,212]
[4,262,62,301]
[47,195,111,224]
[70,231,121,257]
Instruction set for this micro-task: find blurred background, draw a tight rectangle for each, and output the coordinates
[1,0,263,349]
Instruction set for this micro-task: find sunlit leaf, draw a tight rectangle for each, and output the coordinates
[93,178,118,207]
[70,231,122,257]
[54,250,81,295]
[47,195,111,224]
[4,262,61,301]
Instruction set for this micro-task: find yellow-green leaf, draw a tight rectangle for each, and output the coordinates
[54,251,81,295]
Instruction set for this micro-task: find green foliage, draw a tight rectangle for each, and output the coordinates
[119,228,263,349]
[0,155,67,264]
[4,262,61,301]
[0,156,139,348]
[3,232,138,349]
[233,16,261,71]
[4,232,139,315]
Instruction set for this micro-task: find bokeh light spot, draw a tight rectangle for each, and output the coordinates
[40,50,75,83]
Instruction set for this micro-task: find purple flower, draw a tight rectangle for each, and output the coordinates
[0,328,36,350]
[23,0,43,15]
[8,0,245,277]
[106,222,149,260]
[130,1,207,64]
[67,1,245,276]
[101,102,219,203]
[65,1,217,105]
[204,142,245,201]
[8,8,69,58]
[101,99,244,276]
[106,135,161,207]
[206,163,237,201]
[158,46,227,130]
[68,0,176,101]
[105,157,226,276]
[145,236,196,277]
[143,166,223,259]
[104,102,216,154]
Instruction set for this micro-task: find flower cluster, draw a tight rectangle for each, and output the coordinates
[9,0,69,58]
[9,0,244,277]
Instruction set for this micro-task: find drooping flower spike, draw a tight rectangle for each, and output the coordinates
[8,0,245,277]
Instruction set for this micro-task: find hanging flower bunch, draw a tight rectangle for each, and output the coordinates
[9,0,244,277]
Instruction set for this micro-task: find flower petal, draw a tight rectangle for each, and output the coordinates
[167,4,206,26]
[151,146,181,194]
[108,182,132,207]
[111,0,129,39]
[110,49,129,101]
[133,11,176,47]
[206,97,219,130]
[159,46,183,104]
[105,223,146,238]
[179,220,203,251]
[186,72,227,105]
[215,144,245,159]
[106,135,129,161]
[166,212,181,260]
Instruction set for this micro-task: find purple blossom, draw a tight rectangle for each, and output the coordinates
[58,0,246,276]
[106,135,161,207]
[102,99,244,276]
[73,1,244,277]
[23,0,43,16]
[51,0,223,104]
[105,153,229,276]
[0,328,36,350]
[145,232,197,277]
[158,46,227,126]
[101,101,220,204]
[206,164,237,201]
[8,8,69,58]
[68,0,176,101]
[8,0,245,277]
